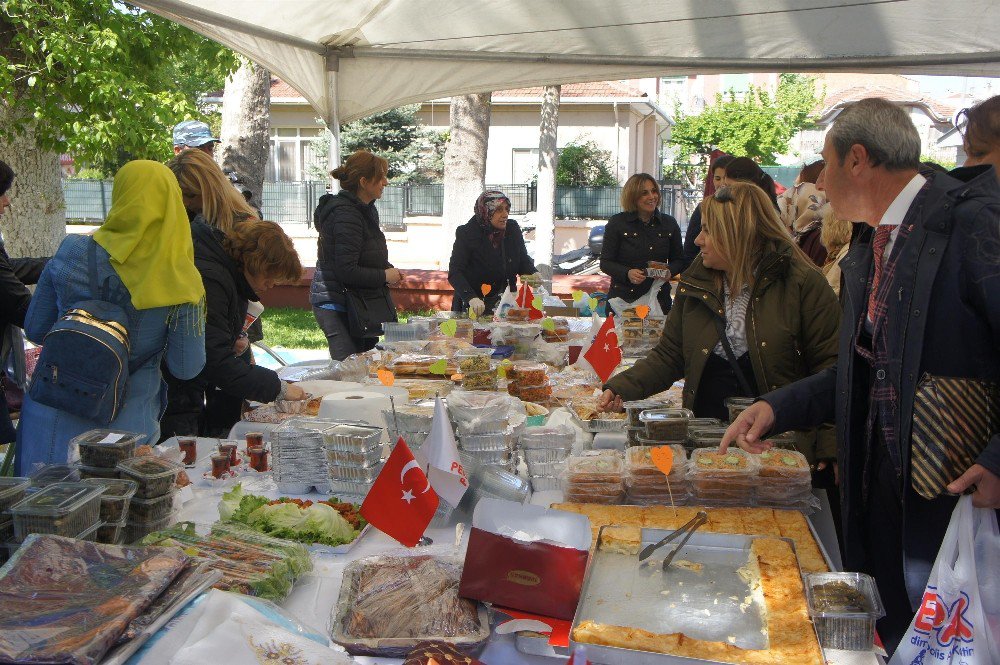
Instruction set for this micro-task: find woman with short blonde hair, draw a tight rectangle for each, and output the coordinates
[168,148,259,233]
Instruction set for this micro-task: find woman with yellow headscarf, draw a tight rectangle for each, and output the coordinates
[15,161,207,473]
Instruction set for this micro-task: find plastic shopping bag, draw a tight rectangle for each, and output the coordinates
[607,278,666,318]
[889,495,1000,664]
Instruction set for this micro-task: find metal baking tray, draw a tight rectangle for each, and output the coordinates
[570,527,814,664]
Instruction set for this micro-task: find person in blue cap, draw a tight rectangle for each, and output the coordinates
[173,119,220,156]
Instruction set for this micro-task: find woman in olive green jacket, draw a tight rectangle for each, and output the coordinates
[600,182,840,463]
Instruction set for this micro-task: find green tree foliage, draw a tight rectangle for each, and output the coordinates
[556,140,617,186]
[0,0,238,169]
[669,74,822,164]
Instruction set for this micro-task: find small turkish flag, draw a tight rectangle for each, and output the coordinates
[582,314,622,383]
[361,438,439,547]
[516,282,533,308]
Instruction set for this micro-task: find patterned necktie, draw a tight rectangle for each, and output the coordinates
[867,224,897,320]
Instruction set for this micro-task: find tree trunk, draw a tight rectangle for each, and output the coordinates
[442,93,491,245]
[0,114,64,259]
[219,58,271,208]
[535,85,560,282]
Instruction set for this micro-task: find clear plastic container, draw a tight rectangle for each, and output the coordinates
[686,427,728,449]
[10,482,104,541]
[626,426,644,445]
[530,476,562,492]
[77,464,120,480]
[565,453,624,483]
[0,513,15,542]
[806,573,885,651]
[123,511,176,544]
[117,457,182,499]
[519,425,574,450]
[455,347,493,374]
[328,463,384,483]
[461,369,498,391]
[622,399,671,426]
[29,464,80,488]
[128,489,178,521]
[525,458,567,477]
[96,518,126,545]
[81,477,138,522]
[325,424,383,452]
[72,429,142,468]
[76,520,104,542]
[0,477,31,512]
[688,448,759,477]
[506,362,548,385]
[639,408,694,441]
[688,417,722,430]
[459,432,516,452]
[382,320,431,342]
[460,448,512,467]
[326,446,384,468]
[725,396,756,423]
[381,404,434,432]
[758,449,811,478]
[476,467,531,502]
[626,445,687,478]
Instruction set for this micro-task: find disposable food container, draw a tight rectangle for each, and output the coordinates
[123,511,177,544]
[77,464,120,480]
[96,518,126,545]
[477,466,531,502]
[0,477,30,512]
[76,520,104,542]
[519,425,574,450]
[626,426,644,445]
[81,477,138,522]
[525,458,567,477]
[686,426,728,449]
[325,424,383,453]
[117,456,182,499]
[381,404,435,433]
[459,432,517,452]
[326,446,384,468]
[381,320,431,342]
[10,482,104,542]
[391,430,430,449]
[725,396,756,423]
[461,370,498,391]
[128,489,178,521]
[508,383,552,403]
[522,446,572,465]
[0,513,15,542]
[622,399,671,426]
[626,445,687,478]
[688,448,759,477]
[506,361,548,385]
[460,448,512,468]
[565,453,624,483]
[806,572,885,651]
[328,479,376,498]
[530,476,562,492]
[328,463,384,483]
[639,408,694,441]
[758,449,811,478]
[71,429,142,468]
[29,464,80,488]
[455,347,493,374]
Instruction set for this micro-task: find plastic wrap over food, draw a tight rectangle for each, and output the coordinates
[330,551,489,657]
[0,534,188,665]
[446,390,509,432]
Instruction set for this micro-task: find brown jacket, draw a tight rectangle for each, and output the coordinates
[604,247,841,462]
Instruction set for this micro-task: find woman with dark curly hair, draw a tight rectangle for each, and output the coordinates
[161,219,305,438]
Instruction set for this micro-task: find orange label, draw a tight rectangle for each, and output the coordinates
[650,445,674,476]
[376,368,395,387]
[481,283,492,296]
[635,305,650,320]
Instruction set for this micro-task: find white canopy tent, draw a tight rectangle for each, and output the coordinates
[134,0,1000,132]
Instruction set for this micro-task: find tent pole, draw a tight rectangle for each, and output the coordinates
[325,53,341,195]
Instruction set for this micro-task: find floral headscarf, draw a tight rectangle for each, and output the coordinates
[474,190,511,248]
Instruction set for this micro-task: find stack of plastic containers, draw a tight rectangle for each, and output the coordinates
[72,429,142,480]
[756,449,814,509]
[28,464,80,489]
[456,348,497,391]
[562,451,625,504]
[269,424,331,495]
[81,477,137,544]
[725,396,756,423]
[382,403,435,450]
[520,425,575,492]
[685,426,728,450]
[687,448,759,506]
[625,444,689,505]
[806,572,886,651]
[448,391,510,438]
[9,482,105,546]
[117,456,183,542]
[638,408,694,446]
[619,309,666,357]
[381,320,431,343]
[0,477,30,564]
[622,399,671,446]
[505,361,553,404]
[325,423,384,502]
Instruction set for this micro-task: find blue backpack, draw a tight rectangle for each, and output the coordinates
[28,240,155,424]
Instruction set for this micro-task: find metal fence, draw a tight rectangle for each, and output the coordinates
[63,179,703,230]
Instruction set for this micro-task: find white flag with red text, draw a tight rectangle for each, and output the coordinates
[418,396,469,507]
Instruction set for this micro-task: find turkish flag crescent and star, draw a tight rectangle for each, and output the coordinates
[583,313,622,383]
[360,438,439,547]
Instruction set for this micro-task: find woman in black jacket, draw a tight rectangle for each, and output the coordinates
[448,190,538,317]
[310,151,400,360]
[600,173,684,313]
[161,220,305,438]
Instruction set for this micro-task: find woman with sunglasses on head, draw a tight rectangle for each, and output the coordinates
[600,173,684,313]
[598,182,841,465]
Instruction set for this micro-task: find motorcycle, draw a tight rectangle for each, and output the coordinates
[553,224,604,275]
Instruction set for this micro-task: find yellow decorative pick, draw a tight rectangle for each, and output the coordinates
[588,297,599,311]
[531,295,544,310]
[541,317,556,332]
[429,359,448,375]
[377,368,395,387]
[650,445,675,476]
[497,359,513,378]
[572,289,586,303]
[439,320,458,337]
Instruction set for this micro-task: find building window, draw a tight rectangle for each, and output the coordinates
[660,76,687,109]
[267,127,326,181]
[512,148,540,183]
[720,73,751,96]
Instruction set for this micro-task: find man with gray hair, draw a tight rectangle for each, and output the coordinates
[721,97,1000,652]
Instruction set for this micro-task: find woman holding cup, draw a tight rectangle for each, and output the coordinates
[161,219,305,438]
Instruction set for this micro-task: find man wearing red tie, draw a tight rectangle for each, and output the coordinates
[721,98,1000,654]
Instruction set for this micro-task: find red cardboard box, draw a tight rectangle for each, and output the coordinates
[458,499,591,620]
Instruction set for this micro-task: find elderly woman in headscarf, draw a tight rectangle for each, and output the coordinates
[448,190,538,317]
[15,161,206,473]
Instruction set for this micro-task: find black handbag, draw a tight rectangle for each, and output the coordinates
[343,285,398,338]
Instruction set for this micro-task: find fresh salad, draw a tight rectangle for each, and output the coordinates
[218,484,366,547]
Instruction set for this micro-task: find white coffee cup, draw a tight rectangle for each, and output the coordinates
[243,300,265,332]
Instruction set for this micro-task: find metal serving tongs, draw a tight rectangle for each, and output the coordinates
[637,511,709,571]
